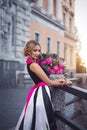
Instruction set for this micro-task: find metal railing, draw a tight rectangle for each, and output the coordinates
[55,78,87,130]
[23,75,87,130]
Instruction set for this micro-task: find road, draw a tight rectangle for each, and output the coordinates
[0,87,30,130]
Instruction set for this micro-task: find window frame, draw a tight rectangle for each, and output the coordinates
[34,30,41,45]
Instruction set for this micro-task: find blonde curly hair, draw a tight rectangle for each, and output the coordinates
[23,40,41,57]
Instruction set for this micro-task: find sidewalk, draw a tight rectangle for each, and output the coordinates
[0,87,30,130]
[8,127,15,130]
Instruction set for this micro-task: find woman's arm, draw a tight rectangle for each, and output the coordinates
[30,63,66,87]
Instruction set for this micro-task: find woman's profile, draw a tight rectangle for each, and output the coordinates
[15,40,71,130]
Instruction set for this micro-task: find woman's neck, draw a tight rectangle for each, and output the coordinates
[29,56,36,63]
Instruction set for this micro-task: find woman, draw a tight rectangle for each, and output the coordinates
[15,40,72,130]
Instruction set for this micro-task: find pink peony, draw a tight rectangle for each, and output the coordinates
[48,67,52,72]
[45,57,53,64]
[49,69,55,74]
[40,60,47,66]
[58,69,63,74]
[53,65,59,71]
[58,63,64,69]
[39,53,65,74]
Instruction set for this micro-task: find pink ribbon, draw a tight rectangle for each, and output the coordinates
[24,82,46,114]
[26,57,40,64]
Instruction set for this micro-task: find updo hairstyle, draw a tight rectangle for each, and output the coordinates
[23,40,41,57]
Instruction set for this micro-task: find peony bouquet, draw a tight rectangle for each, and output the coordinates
[39,53,65,75]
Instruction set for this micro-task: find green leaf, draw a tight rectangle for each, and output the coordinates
[52,60,59,66]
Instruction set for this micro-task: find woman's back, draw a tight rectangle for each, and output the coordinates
[27,63,42,84]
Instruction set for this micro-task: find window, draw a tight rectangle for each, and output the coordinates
[63,12,66,26]
[69,14,73,32]
[34,31,41,45]
[47,37,51,53]
[70,47,73,66]
[57,41,60,59]
[69,17,72,32]
[12,15,16,46]
[0,16,2,27]
[35,32,40,43]
[0,0,3,5]
[64,44,67,63]
[0,0,12,7]
[69,0,72,7]
[53,0,56,17]
[63,8,67,26]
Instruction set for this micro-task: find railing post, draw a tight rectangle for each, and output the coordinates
[17,73,25,88]
[50,87,65,130]
[50,75,65,130]
[50,74,66,130]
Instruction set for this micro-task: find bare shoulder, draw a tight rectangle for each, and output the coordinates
[30,62,40,71]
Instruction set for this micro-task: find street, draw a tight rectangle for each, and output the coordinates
[0,85,87,130]
[0,87,30,130]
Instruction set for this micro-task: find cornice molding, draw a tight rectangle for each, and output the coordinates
[13,0,29,10]
[31,6,65,30]
[64,31,78,42]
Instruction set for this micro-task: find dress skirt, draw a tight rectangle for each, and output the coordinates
[15,82,57,130]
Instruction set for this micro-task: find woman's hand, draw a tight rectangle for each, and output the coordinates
[56,78,72,87]
[57,78,66,86]
[65,79,72,85]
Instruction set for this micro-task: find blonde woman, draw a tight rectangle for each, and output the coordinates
[15,40,71,130]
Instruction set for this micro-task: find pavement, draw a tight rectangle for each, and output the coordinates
[0,86,87,130]
[8,128,15,130]
[0,87,30,130]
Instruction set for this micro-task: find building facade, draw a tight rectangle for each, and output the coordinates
[30,0,77,76]
[0,0,31,88]
[62,0,77,74]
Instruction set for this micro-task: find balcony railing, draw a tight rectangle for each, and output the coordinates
[18,73,87,130]
[55,83,87,130]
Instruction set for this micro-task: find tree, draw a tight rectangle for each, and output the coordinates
[76,53,86,73]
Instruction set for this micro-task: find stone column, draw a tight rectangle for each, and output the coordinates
[37,0,43,8]
[56,0,62,23]
[47,0,53,16]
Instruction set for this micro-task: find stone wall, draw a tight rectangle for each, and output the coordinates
[0,0,30,60]
[0,0,31,88]
[0,59,24,88]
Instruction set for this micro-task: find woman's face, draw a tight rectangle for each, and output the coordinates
[30,45,41,60]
